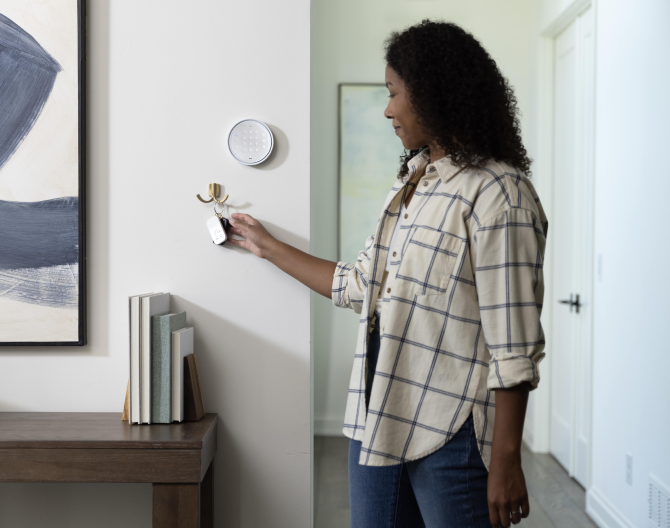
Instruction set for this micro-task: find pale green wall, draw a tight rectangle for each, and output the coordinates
[312,0,539,435]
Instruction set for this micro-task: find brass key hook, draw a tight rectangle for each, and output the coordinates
[196,183,229,204]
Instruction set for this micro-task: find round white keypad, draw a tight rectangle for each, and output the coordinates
[227,119,274,165]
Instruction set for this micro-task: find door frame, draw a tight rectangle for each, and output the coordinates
[524,0,597,489]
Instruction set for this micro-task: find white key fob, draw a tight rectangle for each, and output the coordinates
[207,215,228,245]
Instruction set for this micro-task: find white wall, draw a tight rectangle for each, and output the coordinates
[530,1,670,525]
[312,0,541,435]
[0,1,311,527]
[587,1,670,526]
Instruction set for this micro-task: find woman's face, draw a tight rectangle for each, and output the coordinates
[384,65,430,150]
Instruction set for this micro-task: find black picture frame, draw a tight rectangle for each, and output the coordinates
[0,0,87,347]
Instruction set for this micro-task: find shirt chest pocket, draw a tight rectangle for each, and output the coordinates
[395,227,463,297]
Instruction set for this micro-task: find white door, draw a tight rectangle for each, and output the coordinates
[550,6,595,489]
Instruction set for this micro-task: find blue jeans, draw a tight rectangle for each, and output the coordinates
[350,312,491,528]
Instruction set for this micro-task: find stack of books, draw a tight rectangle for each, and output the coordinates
[127,292,204,424]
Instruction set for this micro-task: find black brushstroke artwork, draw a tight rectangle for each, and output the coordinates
[0,13,62,169]
[0,197,79,309]
[0,198,79,269]
[0,13,78,311]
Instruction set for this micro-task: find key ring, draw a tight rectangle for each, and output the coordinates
[214,201,232,219]
[214,201,225,217]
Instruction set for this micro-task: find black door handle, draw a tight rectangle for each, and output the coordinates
[558,294,581,314]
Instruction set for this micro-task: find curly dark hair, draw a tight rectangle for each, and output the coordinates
[385,19,532,178]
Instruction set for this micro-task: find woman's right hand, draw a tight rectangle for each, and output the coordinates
[226,212,337,299]
[226,213,278,259]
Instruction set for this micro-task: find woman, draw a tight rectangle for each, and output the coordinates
[227,19,548,528]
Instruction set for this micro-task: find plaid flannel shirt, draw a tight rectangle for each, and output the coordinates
[332,150,548,468]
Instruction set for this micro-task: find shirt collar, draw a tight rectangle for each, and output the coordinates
[400,149,465,185]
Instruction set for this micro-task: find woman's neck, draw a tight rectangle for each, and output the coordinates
[427,141,446,164]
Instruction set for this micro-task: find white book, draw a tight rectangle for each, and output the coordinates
[172,327,193,422]
[129,293,154,424]
[140,293,170,424]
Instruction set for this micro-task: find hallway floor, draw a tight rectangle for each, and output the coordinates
[314,437,598,528]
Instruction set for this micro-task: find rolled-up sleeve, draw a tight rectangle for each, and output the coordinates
[331,233,375,314]
[473,207,548,391]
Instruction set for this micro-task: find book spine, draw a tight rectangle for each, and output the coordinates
[151,317,172,423]
[139,298,145,423]
[172,332,182,423]
[128,297,133,423]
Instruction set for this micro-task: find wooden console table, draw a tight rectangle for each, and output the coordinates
[0,412,217,528]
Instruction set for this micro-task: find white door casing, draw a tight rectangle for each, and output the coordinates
[551,18,578,474]
[549,5,595,489]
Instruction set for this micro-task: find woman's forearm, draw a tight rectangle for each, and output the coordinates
[491,381,530,459]
[265,239,337,299]
[487,381,532,527]
[227,213,337,299]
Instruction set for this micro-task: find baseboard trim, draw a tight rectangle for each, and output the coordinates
[314,412,345,436]
[586,487,635,528]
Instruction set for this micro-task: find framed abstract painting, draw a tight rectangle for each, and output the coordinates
[0,0,86,346]
[338,83,402,263]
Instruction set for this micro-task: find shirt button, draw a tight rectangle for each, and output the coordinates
[404,213,408,219]
[387,287,391,293]
[392,251,397,257]
[423,181,429,187]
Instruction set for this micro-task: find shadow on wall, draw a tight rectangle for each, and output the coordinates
[252,123,289,171]
[172,295,310,528]
[0,482,152,528]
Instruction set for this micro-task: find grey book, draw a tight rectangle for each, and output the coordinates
[151,311,186,423]
[140,293,170,424]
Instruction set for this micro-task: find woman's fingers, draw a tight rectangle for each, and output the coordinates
[506,496,529,525]
[521,496,530,519]
[231,212,255,225]
[489,502,501,528]
[490,502,512,528]
[500,504,512,527]
[229,218,247,230]
[229,218,253,237]
[227,213,274,259]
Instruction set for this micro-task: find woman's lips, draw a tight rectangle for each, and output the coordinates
[394,126,401,135]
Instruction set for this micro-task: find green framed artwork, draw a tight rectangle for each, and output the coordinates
[338,84,402,263]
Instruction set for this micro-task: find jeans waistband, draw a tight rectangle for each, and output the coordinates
[370,311,381,332]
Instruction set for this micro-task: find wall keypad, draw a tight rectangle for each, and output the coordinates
[228,119,274,165]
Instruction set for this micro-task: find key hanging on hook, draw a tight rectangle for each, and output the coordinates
[208,201,231,245]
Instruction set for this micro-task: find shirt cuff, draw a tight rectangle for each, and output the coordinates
[487,352,546,391]
[331,261,354,309]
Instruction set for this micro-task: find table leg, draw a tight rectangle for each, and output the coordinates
[152,461,213,528]
[201,462,213,528]
[153,483,198,528]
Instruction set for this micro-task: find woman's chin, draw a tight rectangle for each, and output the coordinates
[399,137,414,150]
[401,140,424,151]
